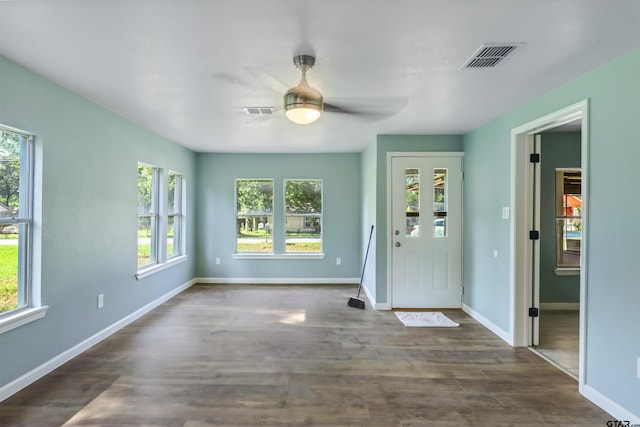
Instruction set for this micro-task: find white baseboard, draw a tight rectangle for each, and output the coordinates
[0,279,196,403]
[539,302,580,310]
[462,303,512,344]
[358,280,390,310]
[582,384,639,423]
[194,277,359,285]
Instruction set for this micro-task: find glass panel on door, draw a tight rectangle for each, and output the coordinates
[433,168,447,238]
[405,168,420,237]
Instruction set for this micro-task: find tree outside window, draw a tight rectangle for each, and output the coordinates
[236,179,273,253]
[137,163,159,267]
[284,180,322,253]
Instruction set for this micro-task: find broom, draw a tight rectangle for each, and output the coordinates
[348,225,374,309]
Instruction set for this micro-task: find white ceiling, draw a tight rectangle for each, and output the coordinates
[0,1,638,153]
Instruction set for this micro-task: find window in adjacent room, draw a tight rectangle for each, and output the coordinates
[284,179,322,253]
[137,163,160,268]
[555,169,582,269]
[236,179,273,253]
[0,126,34,317]
[167,171,184,259]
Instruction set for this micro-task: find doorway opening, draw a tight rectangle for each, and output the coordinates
[509,100,588,390]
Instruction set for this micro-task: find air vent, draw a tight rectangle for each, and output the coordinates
[462,44,523,69]
[243,107,274,115]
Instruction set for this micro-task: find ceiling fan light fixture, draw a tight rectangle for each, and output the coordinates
[284,105,322,125]
[284,55,323,125]
[284,88,323,124]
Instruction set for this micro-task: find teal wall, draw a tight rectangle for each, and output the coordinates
[363,135,463,305]
[360,142,378,300]
[463,47,640,415]
[540,132,581,303]
[0,55,197,386]
[195,153,362,280]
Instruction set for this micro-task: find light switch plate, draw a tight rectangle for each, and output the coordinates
[502,207,510,219]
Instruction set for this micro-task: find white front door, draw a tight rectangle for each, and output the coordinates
[391,155,463,308]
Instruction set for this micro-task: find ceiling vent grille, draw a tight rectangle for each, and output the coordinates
[463,44,523,69]
[243,107,274,115]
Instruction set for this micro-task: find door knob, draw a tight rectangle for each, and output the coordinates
[395,242,401,247]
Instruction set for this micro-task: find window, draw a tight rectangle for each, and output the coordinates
[284,180,322,253]
[236,179,273,253]
[137,163,160,268]
[404,168,448,238]
[555,169,581,269]
[0,126,34,317]
[167,171,184,259]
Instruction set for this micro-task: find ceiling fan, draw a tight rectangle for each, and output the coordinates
[236,54,407,125]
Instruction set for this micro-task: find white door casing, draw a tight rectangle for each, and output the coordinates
[390,154,463,308]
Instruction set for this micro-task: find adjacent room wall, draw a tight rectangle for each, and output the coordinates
[195,153,362,281]
[463,47,640,418]
[540,131,581,304]
[0,55,197,390]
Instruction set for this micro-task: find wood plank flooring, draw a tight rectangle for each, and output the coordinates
[0,284,610,426]
[536,310,580,378]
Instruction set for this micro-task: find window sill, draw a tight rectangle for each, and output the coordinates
[136,255,188,280]
[0,305,48,335]
[554,267,580,276]
[232,253,326,260]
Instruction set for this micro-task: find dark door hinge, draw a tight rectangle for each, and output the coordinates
[529,230,539,240]
[530,153,540,163]
[529,307,539,318]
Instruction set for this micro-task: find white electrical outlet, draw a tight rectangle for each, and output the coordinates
[336,257,341,265]
[97,294,104,309]
[215,257,221,265]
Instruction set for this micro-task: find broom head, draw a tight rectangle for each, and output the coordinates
[348,297,365,310]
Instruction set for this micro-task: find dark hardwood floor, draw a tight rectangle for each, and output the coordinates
[0,284,610,426]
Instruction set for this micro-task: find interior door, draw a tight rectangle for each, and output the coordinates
[391,155,463,308]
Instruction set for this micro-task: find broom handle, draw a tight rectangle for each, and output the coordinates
[357,225,374,298]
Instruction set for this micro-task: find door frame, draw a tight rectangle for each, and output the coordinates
[386,152,464,308]
[509,100,589,390]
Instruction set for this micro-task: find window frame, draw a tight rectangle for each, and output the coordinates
[167,171,185,260]
[137,162,160,270]
[0,124,46,335]
[234,178,275,255]
[554,168,582,274]
[284,179,323,254]
[136,164,188,280]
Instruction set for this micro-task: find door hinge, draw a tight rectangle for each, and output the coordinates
[530,153,540,163]
[529,307,539,318]
[529,230,539,240]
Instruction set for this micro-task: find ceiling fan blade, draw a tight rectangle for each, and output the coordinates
[324,96,408,121]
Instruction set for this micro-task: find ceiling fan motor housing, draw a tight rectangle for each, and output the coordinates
[284,55,323,124]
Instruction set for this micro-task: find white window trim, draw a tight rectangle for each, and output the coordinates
[235,178,275,255]
[135,166,187,279]
[554,267,580,276]
[137,162,161,269]
[284,179,323,255]
[0,306,48,335]
[135,254,188,280]
[167,171,186,260]
[232,253,325,260]
[0,125,45,334]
